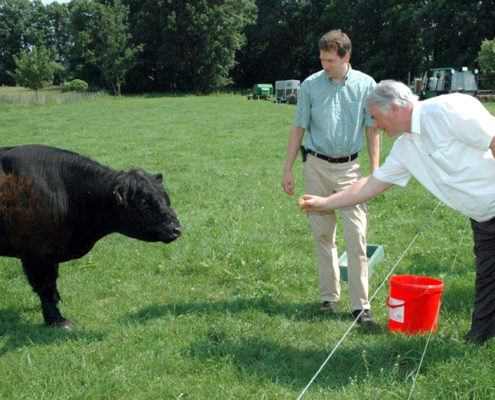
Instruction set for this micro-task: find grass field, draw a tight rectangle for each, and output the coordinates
[0,93,494,399]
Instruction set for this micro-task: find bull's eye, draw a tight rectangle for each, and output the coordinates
[139,198,149,208]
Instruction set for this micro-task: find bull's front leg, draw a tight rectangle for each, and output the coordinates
[21,258,74,330]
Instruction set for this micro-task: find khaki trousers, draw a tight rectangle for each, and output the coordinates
[303,153,370,311]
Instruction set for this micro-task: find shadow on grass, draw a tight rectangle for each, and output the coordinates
[441,281,476,314]
[124,286,476,328]
[123,296,357,324]
[181,331,468,390]
[0,308,105,356]
[122,296,476,390]
[408,256,474,276]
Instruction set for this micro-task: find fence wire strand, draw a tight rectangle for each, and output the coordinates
[406,218,469,400]
[296,201,443,400]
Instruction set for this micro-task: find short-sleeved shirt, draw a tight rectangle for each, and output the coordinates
[373,93,495,222]
[294,65,376,157]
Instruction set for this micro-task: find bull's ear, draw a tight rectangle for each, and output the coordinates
[155,173,163,183]
[113,185,125,206]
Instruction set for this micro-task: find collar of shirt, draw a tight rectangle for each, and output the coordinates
[410,101,422,135]
[325,64,352,86]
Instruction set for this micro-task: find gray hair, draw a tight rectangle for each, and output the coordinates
[366,80,418,112]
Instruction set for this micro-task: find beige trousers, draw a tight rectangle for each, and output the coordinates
[303,153,370,311]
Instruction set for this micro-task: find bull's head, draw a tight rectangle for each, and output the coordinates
[113,168,182,243]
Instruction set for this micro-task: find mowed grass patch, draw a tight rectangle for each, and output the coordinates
[0,95,494,399]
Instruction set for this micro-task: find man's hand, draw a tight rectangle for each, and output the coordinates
[298,195,329,212]
[282,170,295,195]
[282,126,305,196]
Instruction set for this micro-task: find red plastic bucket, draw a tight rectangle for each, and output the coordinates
[387,275,444,334]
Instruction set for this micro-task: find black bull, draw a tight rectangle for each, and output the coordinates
[0,144,182,328]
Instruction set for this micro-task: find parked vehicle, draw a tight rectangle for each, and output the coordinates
[247,83,273,100]
[274,80,300,104]
[420,67,478,99]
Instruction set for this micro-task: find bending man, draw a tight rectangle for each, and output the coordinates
[300,80,495,344]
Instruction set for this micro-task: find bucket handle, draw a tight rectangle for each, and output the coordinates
[386,290,444,308]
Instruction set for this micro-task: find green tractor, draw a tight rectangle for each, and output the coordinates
[247,83,274,100]
[420,67,478,99]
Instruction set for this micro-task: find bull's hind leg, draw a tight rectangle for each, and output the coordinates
[21,258,73,329]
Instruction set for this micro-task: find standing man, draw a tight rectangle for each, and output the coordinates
[299,80,495,344]
[282,29,380,324]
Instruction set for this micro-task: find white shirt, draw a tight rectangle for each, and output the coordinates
[373,93,495,222]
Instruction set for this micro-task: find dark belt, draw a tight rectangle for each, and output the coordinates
[307,149,358,163]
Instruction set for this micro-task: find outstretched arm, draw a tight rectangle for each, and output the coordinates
[298,175,394,212]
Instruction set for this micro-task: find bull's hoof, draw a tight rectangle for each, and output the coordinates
[59,320,75,331]
[47,319,75,331]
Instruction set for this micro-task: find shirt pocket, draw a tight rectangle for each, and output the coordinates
[429,150,456,175]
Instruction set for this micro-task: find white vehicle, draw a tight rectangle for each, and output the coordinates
[274,80,300,104]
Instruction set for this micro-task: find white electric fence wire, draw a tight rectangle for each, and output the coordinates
[368,202,442,304]
[296,202,442,400]
[406,219,469,400]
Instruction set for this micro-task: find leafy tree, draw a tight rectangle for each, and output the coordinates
[125,0,256,93]
[416,0,495,70]
[8,46,56,95]
[68,0,102,88]
[70,0,142,95]
[0,0,71,86]
[89,0,142,95]
[351,0,426,82]
[43,1,72,84]
[477,37,495,88]
[233,0,325,88]
[181,0,256,92]
[0,0,34,85]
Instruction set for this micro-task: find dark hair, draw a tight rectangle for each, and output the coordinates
[318,29,351,57]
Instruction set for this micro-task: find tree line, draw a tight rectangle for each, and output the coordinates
[1,0,494,95]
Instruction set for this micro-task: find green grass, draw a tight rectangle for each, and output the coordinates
[0,95,494,399]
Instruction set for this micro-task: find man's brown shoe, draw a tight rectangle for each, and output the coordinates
[352,309,375,325]
[318,301,337,315]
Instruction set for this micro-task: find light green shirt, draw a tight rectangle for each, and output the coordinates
[294,65,375,157]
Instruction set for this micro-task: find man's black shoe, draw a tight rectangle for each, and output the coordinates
[318,301,337,315]
[464,330,489,345]
[352,309,375,325]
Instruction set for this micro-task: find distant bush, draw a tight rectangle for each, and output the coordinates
[63,79,88,92]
